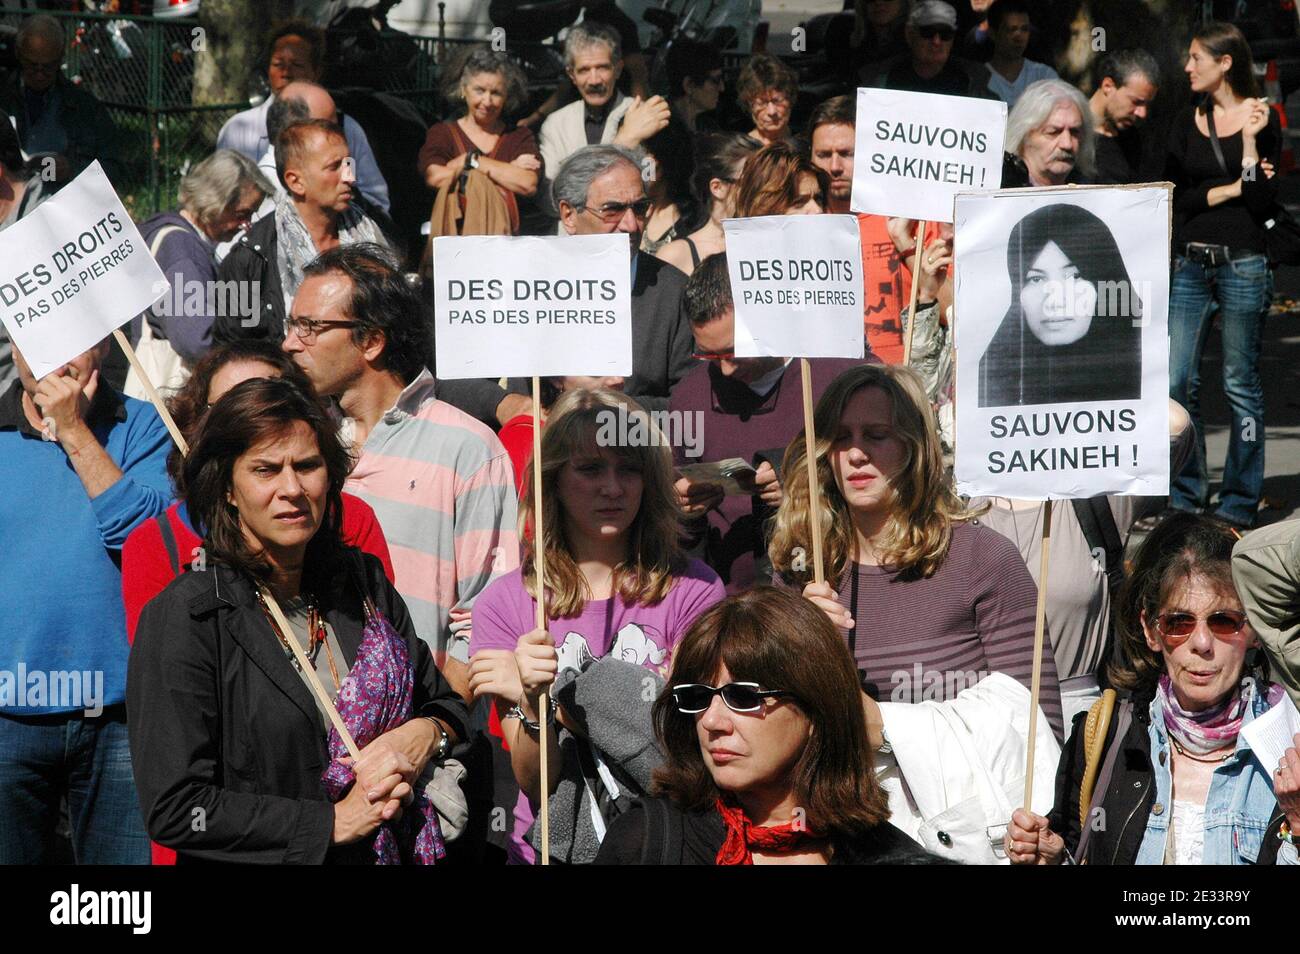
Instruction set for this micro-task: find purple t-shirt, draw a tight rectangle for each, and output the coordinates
[469,558,725,863]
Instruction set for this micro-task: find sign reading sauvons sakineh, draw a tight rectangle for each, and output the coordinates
[0,161,166,379]
[432,233,633,379]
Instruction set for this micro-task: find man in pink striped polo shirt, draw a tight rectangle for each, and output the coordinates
[283,243,519,698]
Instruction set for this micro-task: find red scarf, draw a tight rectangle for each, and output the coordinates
[715,797,822,865]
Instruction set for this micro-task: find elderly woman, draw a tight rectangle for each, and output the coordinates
[596,586,935,864]
[1006,513,1300,865]
[735,54,799,147]
[125,151,274,398]
[127,377,468,864]
[0,114,55,393]
[418,46,540,235]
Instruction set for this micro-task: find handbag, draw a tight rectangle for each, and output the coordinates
[124,225,190,400]
[1204,102,1300,267]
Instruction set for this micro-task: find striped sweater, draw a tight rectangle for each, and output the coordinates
[814,519,1065,741]
[344,369,520,664]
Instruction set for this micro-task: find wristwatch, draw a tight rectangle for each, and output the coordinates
[466,149,481,171]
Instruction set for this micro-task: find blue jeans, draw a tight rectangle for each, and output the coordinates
[1167,253,1272,526]
[0,705,149,864]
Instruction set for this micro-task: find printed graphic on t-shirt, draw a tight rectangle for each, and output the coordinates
[555,622,670,676]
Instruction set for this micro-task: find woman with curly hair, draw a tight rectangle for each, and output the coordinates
[735,53,798,146]
[769,362,1064,739]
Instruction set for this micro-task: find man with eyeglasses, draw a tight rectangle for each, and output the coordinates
[530,144,695,414]
[862,1,996,100]
[668,253,871,593]
[0,14,123,189]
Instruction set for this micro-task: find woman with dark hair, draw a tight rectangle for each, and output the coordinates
[1165,21,1280,530]
[732,140,828,217]
[418,46,540,235]
[977,202,1143,407]
[595,586,933,864]
[735,54,799,146]
[468,388,724,863]
[128,377,466,864]
[657,133,760,276]
[639,118,697,254]
[1006,512,1300,865]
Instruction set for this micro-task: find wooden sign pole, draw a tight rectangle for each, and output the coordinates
[902,220,927,365]
[800,358,825,586]
[531,375,551,865]
[1023,499,1053,810]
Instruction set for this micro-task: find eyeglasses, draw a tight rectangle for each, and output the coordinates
[691,348,735,361]
[1154,610,1249,646]
[576,198,652,223]
[672,682,797,714]
[753,94,791,110]
[283,317,363,344]
[918,26,956,41]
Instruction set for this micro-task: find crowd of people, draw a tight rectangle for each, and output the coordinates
[1,1,1300,867]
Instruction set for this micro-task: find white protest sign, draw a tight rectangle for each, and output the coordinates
[724,214,864,359]
[433,234,633,378]
[0,161,166,379]
[952,185,1172,499]
[851,88,1006,223]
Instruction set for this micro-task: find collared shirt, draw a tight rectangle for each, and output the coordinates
[584,97,615,146]
[744,358,793,397]
[342,368,520,664]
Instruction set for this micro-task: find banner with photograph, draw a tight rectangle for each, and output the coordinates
[850,88,1007,223]
[952,185,1172,498]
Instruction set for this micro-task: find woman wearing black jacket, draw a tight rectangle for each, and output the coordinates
[596,587,936,865]
[1165,22,1281,530]
[127,378,467,864]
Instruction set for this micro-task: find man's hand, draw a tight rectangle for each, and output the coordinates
[674,474,724,517]
[615,95,671,148]
[736,462,782,507]
[35,366,96,446]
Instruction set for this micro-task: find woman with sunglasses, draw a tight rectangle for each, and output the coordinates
[1006,512,1300,865]
[596,586,935,864]
[467,388,725,863]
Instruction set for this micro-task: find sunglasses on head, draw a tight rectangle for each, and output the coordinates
[672,682,796,714]
[918,26,955,41]
[1154,610,1249,646]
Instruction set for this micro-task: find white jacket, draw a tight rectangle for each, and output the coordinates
[538,94,633,218]
[877,672,1061,865]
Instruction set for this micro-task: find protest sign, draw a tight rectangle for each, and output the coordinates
[952,185,1172,499]
[725,214,865,585]
[850,88,1007,223]
[432,234,633,379]
[0,162,166,379]
[724,214,864,359]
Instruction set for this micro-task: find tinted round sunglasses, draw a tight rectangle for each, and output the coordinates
[1154,610,1249,647]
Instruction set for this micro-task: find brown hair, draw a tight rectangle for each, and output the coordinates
[165,339,313,490]
[770,364,978,584]
[652,586,891,835]
[1193,21,1259,100]
[735,53,798,111]
[731,140,829,217]
[519,388,684,617]
[182,377,353,582]
[275,119,346,190]
[806,93,856,137]
[1108,511,1248,693]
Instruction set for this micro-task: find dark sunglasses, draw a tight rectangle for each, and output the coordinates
[672,682,796,714]
[577,197,652,223]
[1154,610,1249,645]
[918,26,956,41]
[691,348,735,361]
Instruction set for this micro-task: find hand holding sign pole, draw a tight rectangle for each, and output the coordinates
[433,232,634,866]
[725,214,865,587]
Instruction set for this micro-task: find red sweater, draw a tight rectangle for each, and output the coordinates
[121,494,394,866]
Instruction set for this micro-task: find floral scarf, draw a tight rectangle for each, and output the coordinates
[274,189,386,312]
[320,597,446,864]
[1158,673,1284,756]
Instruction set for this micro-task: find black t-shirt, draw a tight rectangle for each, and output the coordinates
[1093,129,1144,185]
[881,56,992,99]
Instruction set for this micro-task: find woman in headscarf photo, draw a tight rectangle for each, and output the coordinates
[977,202,1143,407]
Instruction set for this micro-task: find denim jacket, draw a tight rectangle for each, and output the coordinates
[1135,680,1297,865]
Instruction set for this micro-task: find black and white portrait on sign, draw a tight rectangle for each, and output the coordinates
[954,186,1171,500]
[977,202,1143,408]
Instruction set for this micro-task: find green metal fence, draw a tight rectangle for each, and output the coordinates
[5,10,457,221]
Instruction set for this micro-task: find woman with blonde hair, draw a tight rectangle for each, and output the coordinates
[731,140,827,218]
[467,388,725,863]
[770,363,1064,739]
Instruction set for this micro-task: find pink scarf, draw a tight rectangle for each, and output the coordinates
[1157,674,1282,756]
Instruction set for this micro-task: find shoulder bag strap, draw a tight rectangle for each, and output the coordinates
[155,512,181,576]
[1203,99,1230,177]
